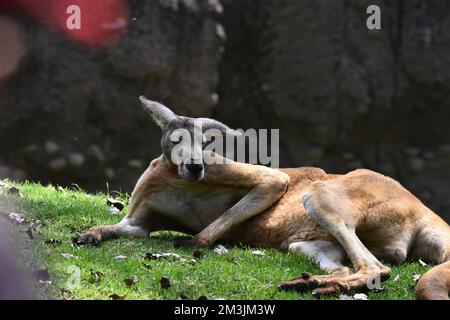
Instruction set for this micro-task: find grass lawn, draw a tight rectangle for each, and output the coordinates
[0,180,431,300]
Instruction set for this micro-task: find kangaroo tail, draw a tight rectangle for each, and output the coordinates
[416,261,450,300]
[413,212,450,300]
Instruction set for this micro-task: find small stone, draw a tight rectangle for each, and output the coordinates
[48,158,66,171]
[44,141,59,154]
[68,153,85,167]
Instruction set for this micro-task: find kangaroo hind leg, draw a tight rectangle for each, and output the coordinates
[280,181,391,295]
[278,240,352,292]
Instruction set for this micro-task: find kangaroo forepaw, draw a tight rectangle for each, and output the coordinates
[173,236,209,249]
[74,231,101,246]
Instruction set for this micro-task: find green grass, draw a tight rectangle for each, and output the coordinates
[0,180,432,300]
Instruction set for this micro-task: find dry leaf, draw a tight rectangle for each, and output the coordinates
[145,252,185,262]
[114,255,127,260]
[109,294,125,300]
[61,253,78,259]
[193,250,204,260]
[90,270,104,282]
[107,198,125,211]
[339,294,354,300]
[214,244,229,255]
[124,276,139,286]
[36,269,51,284]
[160,276,171,289]
[353,293,369,300]
[418,259,427,267]
[26,228,34,240]
[61,289,71,300]
[412,272,422,282]
[0,183,23,196]
[9,212,25,224]
[393,274,400,282]
[109,207,121,215]
[44,238,62,245]
[251,250,266,256]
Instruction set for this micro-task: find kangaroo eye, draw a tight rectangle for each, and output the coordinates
[202,136,213,147]
[169,135,181,144]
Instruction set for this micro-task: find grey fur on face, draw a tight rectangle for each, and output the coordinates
[139,96,240,182]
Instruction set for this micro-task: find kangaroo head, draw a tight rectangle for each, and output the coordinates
[139,96,240,182]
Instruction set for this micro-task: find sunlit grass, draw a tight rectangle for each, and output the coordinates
[0,180,431,300]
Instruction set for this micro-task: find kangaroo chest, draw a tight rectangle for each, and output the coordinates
[148,185,249,232]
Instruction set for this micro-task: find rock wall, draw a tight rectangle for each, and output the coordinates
[0,0,224,191]
[1,0,450,221]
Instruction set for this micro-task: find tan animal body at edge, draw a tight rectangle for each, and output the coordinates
[77,97,450,300]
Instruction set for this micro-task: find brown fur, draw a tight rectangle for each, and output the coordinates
[76,96,450,299]
[77,155,450,299]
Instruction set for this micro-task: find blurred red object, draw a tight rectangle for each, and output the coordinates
[0,0,129,46]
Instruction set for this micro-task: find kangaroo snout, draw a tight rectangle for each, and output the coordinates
[186,163,203,173]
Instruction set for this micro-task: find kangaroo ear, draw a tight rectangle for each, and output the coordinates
[139,96,177,130]
[199,118,242,136]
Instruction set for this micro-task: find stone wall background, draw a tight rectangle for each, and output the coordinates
[1,0,450,221]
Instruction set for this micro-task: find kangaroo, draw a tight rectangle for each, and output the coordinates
[76,96,450,300]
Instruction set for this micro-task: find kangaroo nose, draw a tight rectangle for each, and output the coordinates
[186,163,203,172]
